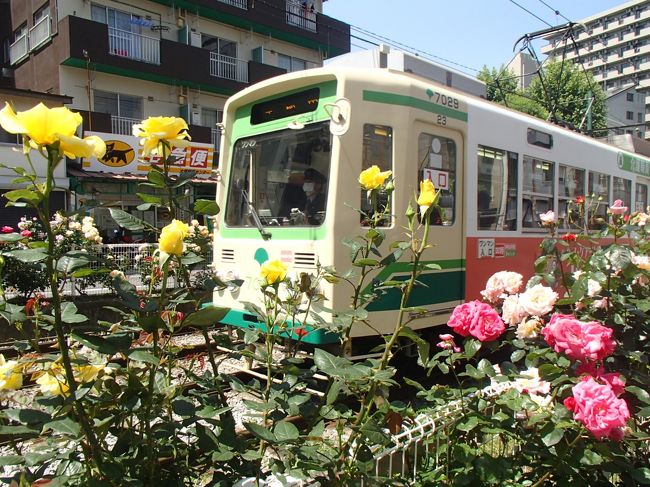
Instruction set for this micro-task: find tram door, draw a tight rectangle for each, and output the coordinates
[411,121,465,324]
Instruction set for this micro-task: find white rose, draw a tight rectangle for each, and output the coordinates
[501,294,527,326]
[514,367,550,396]
[587,279,602,297]
[516,318,540,340]
[518,284,557,317]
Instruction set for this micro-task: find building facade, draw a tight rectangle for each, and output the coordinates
[541,0,650,139]
[1,0,350,238]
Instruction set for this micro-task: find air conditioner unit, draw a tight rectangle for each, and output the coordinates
[191,107,201,125]
[190,30,201,48]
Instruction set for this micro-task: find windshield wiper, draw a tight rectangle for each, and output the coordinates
[241,188,271,240]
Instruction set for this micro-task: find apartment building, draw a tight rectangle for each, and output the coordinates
[1,0,350,237]
[541,0,650,139]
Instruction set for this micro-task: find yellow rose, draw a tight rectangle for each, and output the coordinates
[0,102,82,147]
[0,354,22,391]
[158,219,190,255]
[58,134,106,159]
[359,165,392,191]
[417,179,437,216]
[260,259,288,285]
[133,116,191,156]
[35,364,69,396]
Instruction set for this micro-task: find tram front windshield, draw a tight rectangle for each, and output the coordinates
[225,122,332,227]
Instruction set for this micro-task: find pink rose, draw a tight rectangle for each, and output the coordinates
[599,373,626,397]
[20,230,32,238]
[447,301,477,337]
[571,377,629,440]
[480,271,523,303]
[539,210,557,226]
[468,301,506,342]
[542,314,616,362]
[1,226,13,233]
[609,199,628,215]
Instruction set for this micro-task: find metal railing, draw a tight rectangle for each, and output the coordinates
[111,115,141,136]
[108,27,160,65]
[209,52,248,82]
[9,34,28,65]
[29,15,51,50]
[211,128,221,152]
[285,0,317,32]
[366,381,515,484]
[217,0,247,9]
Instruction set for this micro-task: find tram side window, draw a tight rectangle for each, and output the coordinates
[588,171,610,228]
[476,146,518,231]
[419,133,457,225]
[635,183,648,212]
[522,156,554,229]
[613,177,632,209]
[361,124,393,226]
[558,165,586,229]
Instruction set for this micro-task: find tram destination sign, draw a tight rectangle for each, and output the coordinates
[618,152,650,177]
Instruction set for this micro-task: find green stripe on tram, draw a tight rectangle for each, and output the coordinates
[363,259,466,312]
[362,90,468,122]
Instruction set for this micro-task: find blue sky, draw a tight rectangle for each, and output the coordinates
[323,0,626,75]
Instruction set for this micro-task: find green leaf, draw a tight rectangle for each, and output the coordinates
[353,258,379,267]
[456,415,480,432]
[627,386,650,404]
[398,327,430,366]
[326,379,342,405]
[244,422,276,443]
[43,418,81,437]
[511,349,526,362]
[128,350,160,365]
[70,332,132,355]
[314,349,358,379]
[137,315,166,332]
[464,339,481,359]
[580,449,603,466]
[109,208,145,231]
[181,306,229,328]
[0,233,25,243]
[541,427,564,446]
[146,168,166,187]
[4,408,51,425]
[194,199,221,216]
[136,193,163,204]
[5,248,47,263]
[172,397,196,417]
[3,188,41,204]
[171,170,198,188]
[631,468,650,484]
[61,302,87,324]
[56,252,93,273]
[274,421,299,441]
[0,455,23,466]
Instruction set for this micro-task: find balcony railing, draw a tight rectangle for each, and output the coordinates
[286,0,317,32]
[111,115,141,136]
[29,15,51,50]
[217,0,247,9]
[9,34,28,65]
[209,53,248,82]
[211,128,221,152]
[108,27,160,65]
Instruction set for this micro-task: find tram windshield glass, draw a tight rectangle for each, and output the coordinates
[225,122,332,227]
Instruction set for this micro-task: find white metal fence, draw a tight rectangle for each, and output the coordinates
[111,115,141,136]
[108,27,160,65]
[9,34,28,65]
[217,0,247,9]
[209,52,248,82]
[29,15,51,51]
[286,0,317,32]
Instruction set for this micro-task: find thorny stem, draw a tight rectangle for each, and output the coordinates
[40,148,105,473]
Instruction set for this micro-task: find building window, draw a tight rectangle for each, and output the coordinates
[626,110,634,120]
[201,34,237,59]
[613,177,632,209]
[588,171,610,227]
[278,53,307,72]
[627,92,635,101]
[639,112,644,123]
[91,4,143,34]
[94,90,143,134]
[558,165,585,228]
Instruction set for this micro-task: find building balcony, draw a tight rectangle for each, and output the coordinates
[217,0,247,9]
[29,15,52,51]
[111,116,141,136]
[285,0,317,32]
[108,28,160,65]
[55,16,286,97]
[211,127,221,152]
[209,53,248,82]
[9,34,28,65]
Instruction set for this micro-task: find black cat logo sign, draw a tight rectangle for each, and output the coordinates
[99,140,135,167]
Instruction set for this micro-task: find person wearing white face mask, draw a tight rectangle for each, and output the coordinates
[302,168,326,224]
